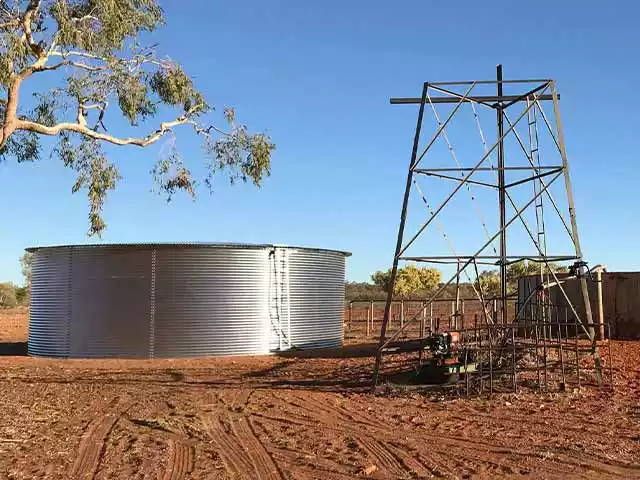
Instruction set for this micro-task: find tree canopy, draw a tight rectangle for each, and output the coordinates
[20,251,32,286]
[0,282,18,307]
[475,260,568,298]
[0,1,275,235]
[371,265,442,299]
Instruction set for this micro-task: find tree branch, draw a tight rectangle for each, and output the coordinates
[22,0,43,58]
[49,50,109,61]
[0,19,19,29]
[33,59,108,72]
[16,107,203,147]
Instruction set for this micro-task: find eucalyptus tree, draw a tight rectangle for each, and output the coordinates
[0,1,274,234]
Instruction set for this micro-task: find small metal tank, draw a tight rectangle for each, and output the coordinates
[27,243,350,358]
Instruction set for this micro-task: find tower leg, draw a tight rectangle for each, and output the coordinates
[372,82,429,391]
[550,81,602,385]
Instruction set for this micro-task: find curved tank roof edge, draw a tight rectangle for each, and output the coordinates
[25,242,351,257]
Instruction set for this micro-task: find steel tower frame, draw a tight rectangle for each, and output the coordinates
[371,66,599,391]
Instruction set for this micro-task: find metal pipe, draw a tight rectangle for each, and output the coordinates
[415,166,562,172]
[593,265,607,340]
[390,94,555,104]
[419,171,498,188]
[426,78,552,86]
[504,168,564,189]
[497,65,508,327]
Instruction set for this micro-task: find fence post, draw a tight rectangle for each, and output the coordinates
[366,302,371,338]
[349,301,353,331]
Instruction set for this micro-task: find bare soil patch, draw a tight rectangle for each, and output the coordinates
[0,308,638,479]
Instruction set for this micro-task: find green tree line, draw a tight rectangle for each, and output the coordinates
[345,261,567,302]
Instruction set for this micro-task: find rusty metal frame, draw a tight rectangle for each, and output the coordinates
[371,66,598,393]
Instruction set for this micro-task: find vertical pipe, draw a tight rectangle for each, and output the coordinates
[421,301,426,337]
[557,309,566,390]
[534,300,541,389]
[597,269,605,340]
[450,300,455,330]
[372,82,430,391]
[488,322,494,395]
[367,303,371,338]
[574,306,581,389]
[478,314,484,393]
[607,323,613,391]
[430,302,434,333]
[511,325,517,392]
[370,300,374,332]
[455,260,461,330]
[349,301,353,331]
[497,65,507,326]
[492,298,497,324]
[542,301,548,390]
[400,299,404,329]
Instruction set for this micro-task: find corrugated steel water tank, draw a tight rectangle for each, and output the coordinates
[27,244,350,358]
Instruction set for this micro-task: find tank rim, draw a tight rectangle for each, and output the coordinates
[25,242,351,257]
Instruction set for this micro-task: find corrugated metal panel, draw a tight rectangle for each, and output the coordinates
[69,248,152,358]
[288,249,345,349]
[153,248,270,357]
[28,244,348,358]
[28,249,71,357]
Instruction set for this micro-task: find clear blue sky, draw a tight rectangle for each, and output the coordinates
[1,1,639,285]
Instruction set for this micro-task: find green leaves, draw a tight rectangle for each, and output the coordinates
[150,148,196,202]
[372,265,442,299]
[116,73,156,124]
[0,130,41,163]
[50,0,164,56]
[206,127,275,189]
[149,66,206,113]
[56,133,121,236]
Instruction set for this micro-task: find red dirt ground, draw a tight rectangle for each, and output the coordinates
[0,309,639,479]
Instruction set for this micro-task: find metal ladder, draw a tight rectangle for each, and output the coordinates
[527,97,551,345]
[269,248,292,351]
[527,98,548,266]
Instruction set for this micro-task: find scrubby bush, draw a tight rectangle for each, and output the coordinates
[0,283,18,308]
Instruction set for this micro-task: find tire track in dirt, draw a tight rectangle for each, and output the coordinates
[357,437,411,478]
[205,413,282,479]
[69,414,120,479]
[161,439,194,480]
[230,389,253,412]
[268,446,357,480]
[385,441,443,478]
[204,415,252,475]
[435,434,640,477]
[278,392,390,432]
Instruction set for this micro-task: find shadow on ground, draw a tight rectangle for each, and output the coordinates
[0,342,27,356]
[277,342,378,359]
